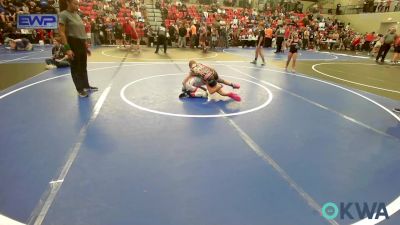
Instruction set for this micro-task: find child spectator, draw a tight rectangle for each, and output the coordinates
[45,37,70,69]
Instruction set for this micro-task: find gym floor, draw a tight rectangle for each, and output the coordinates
[0,45,399,225]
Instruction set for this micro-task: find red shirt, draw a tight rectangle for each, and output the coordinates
[123,21,132,34]
[85,22,91,33]
[365,33,374,42]
[37,29,45,40]
[352,37,361,46]
[284,28,290,39]
[395,36,400,46]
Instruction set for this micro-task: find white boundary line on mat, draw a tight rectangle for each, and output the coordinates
[312,62,400,94]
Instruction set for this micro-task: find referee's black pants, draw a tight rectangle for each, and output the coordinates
[68,36,90,92]
[376,43,391,62]
[276,37,284,52]
[155,35,167,53]
[265,37,272,48]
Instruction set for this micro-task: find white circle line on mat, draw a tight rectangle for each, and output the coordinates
[120,73,273,118]
[101,48,219,61]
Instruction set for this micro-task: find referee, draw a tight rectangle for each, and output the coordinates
[58,0,98,97]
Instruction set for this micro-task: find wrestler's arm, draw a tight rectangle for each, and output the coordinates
[182,72,194,86]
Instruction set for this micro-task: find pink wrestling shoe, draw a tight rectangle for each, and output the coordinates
[228,92,241,102]
[231,83,240,89]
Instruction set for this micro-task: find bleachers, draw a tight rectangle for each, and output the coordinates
[77,0,146,38]
[162,4,306,29]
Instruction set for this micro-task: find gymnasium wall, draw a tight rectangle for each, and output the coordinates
[300,1,317,11]
[335,12,400,34]
[333,0,360,6]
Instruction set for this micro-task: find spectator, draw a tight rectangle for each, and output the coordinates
[370,34,383,56]
[384,0,391,12]
[363,31,375,52]
[265,25,273,48]
[83,17,91,44]
[331,31,339,50]
[90,19,101,46]
[377,1,384,12]
[161,6,168,20]
[210,26,218,49]
[178,22,187,48]
[114,21,123,48]
[146,24,155,47]
[45,37,70,69]
[168,22,177,47]
[105,20,115,45]
[336,3,341,15]
[129,18,140,51]
[190,22,197,48]
[302,27,310,50]
[185,23,190,46]
[123,19,132,46]
[274,25,285,53]
[395,1,400,11]
[219,25,228,49]
[155,0,161,9]
[198,23,207,52]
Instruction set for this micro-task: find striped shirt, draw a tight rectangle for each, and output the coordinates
[190,63,215,80]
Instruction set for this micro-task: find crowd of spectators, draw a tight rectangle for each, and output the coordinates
[78,0,146,46]
[0,0,147,46]
[154,1,352,51]
[0,0,57,44]
[152,0,399,64]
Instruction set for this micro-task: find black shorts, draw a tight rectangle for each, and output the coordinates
[115,32,123,39]
[206,73,219,87]
[289,46,298,53]
[124,34,131,42]
[394,46,400,53]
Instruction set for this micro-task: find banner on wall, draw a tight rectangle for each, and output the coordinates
[17,14,58,29]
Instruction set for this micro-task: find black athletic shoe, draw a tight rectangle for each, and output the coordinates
[179,92,190,98]
[78,90,89,98]
[393,108,400,113]
[84,86,98,92]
